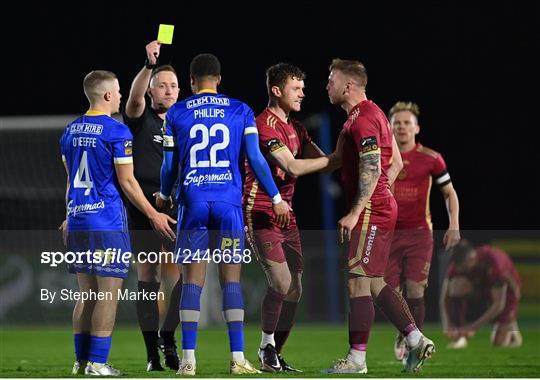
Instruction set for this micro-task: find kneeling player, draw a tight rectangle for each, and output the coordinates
[60,71,175,376]
[440,240,522,348]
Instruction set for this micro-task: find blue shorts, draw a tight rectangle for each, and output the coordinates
[67,230,131,278]
[175,201,245,264]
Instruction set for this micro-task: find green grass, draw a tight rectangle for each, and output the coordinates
[1,324,539,377]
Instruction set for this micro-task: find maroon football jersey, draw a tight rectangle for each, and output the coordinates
[243,108,312,212]
[340,100,394,208]
[394,143,450,230]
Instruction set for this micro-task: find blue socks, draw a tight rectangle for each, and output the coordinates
[180,283,203,351]
[88,335,112,364]
[222,282,245,353]
[179,282,244,355]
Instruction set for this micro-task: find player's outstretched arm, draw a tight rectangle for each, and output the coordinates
[463,283,507,335]
[387,135,403,186]
[244,131,290,227]
[115,162,176,241]
[125,40,162,119]
[268,143,333,177]
[441,183,460,250]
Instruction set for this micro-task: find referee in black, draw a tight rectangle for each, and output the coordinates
[123,40,182,372]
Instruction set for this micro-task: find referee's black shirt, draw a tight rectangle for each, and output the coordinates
[122,103,165,197]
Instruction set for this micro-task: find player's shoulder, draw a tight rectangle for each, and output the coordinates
[165,99,193,126]
[351,101,381,125]
[105,116,128,129]
[359,99,387,119]
[107,118,132,139]
[168,98,189,114]
[416,144,442,159]
[256,108,278,128]
[225,95,244,106]
[227,96,254,115]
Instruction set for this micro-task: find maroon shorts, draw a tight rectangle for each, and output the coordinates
[346,196,397,276]
[384,229,434,288]
[244,209,303,273]
[497,288,519,324]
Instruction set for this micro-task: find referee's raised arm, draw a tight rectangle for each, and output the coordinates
[125,40,162,119]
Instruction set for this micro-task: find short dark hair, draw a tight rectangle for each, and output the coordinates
[151,64,177,79]
[451,240,475,265]
[266,63,305,96]
[329,58,368,87]
[190,53,221,79]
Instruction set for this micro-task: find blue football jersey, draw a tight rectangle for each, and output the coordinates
[164,91,255,206]
[60,111,133,231]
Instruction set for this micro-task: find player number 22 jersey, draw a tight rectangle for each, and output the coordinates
[163,92,255,206]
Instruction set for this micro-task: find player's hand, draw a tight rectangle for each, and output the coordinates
[443,228,461,250]
[58,219,68,246]
[273,200,291,228]
[338,212,360,243]
[150,212,176,241]
[145,40,161,65]
[153,192,173,211]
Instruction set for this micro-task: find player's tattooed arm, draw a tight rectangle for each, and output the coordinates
[352,151,381,213]
[337,150,380,243]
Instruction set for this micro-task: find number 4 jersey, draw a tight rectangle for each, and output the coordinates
[163,91,254,206]
[60,111,133,231]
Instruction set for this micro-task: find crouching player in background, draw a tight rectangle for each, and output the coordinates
[59,70,176,375]
[157,54,289,375]
[440,240,522,348]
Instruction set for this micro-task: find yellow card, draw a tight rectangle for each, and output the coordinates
[158,24,174,44]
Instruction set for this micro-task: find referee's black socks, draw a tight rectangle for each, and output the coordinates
[160,275,183,348]
[136,281,161,360]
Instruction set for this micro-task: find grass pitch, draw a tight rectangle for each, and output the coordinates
[1,324,539,377]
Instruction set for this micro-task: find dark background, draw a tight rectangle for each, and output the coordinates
[2,1,539,230]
